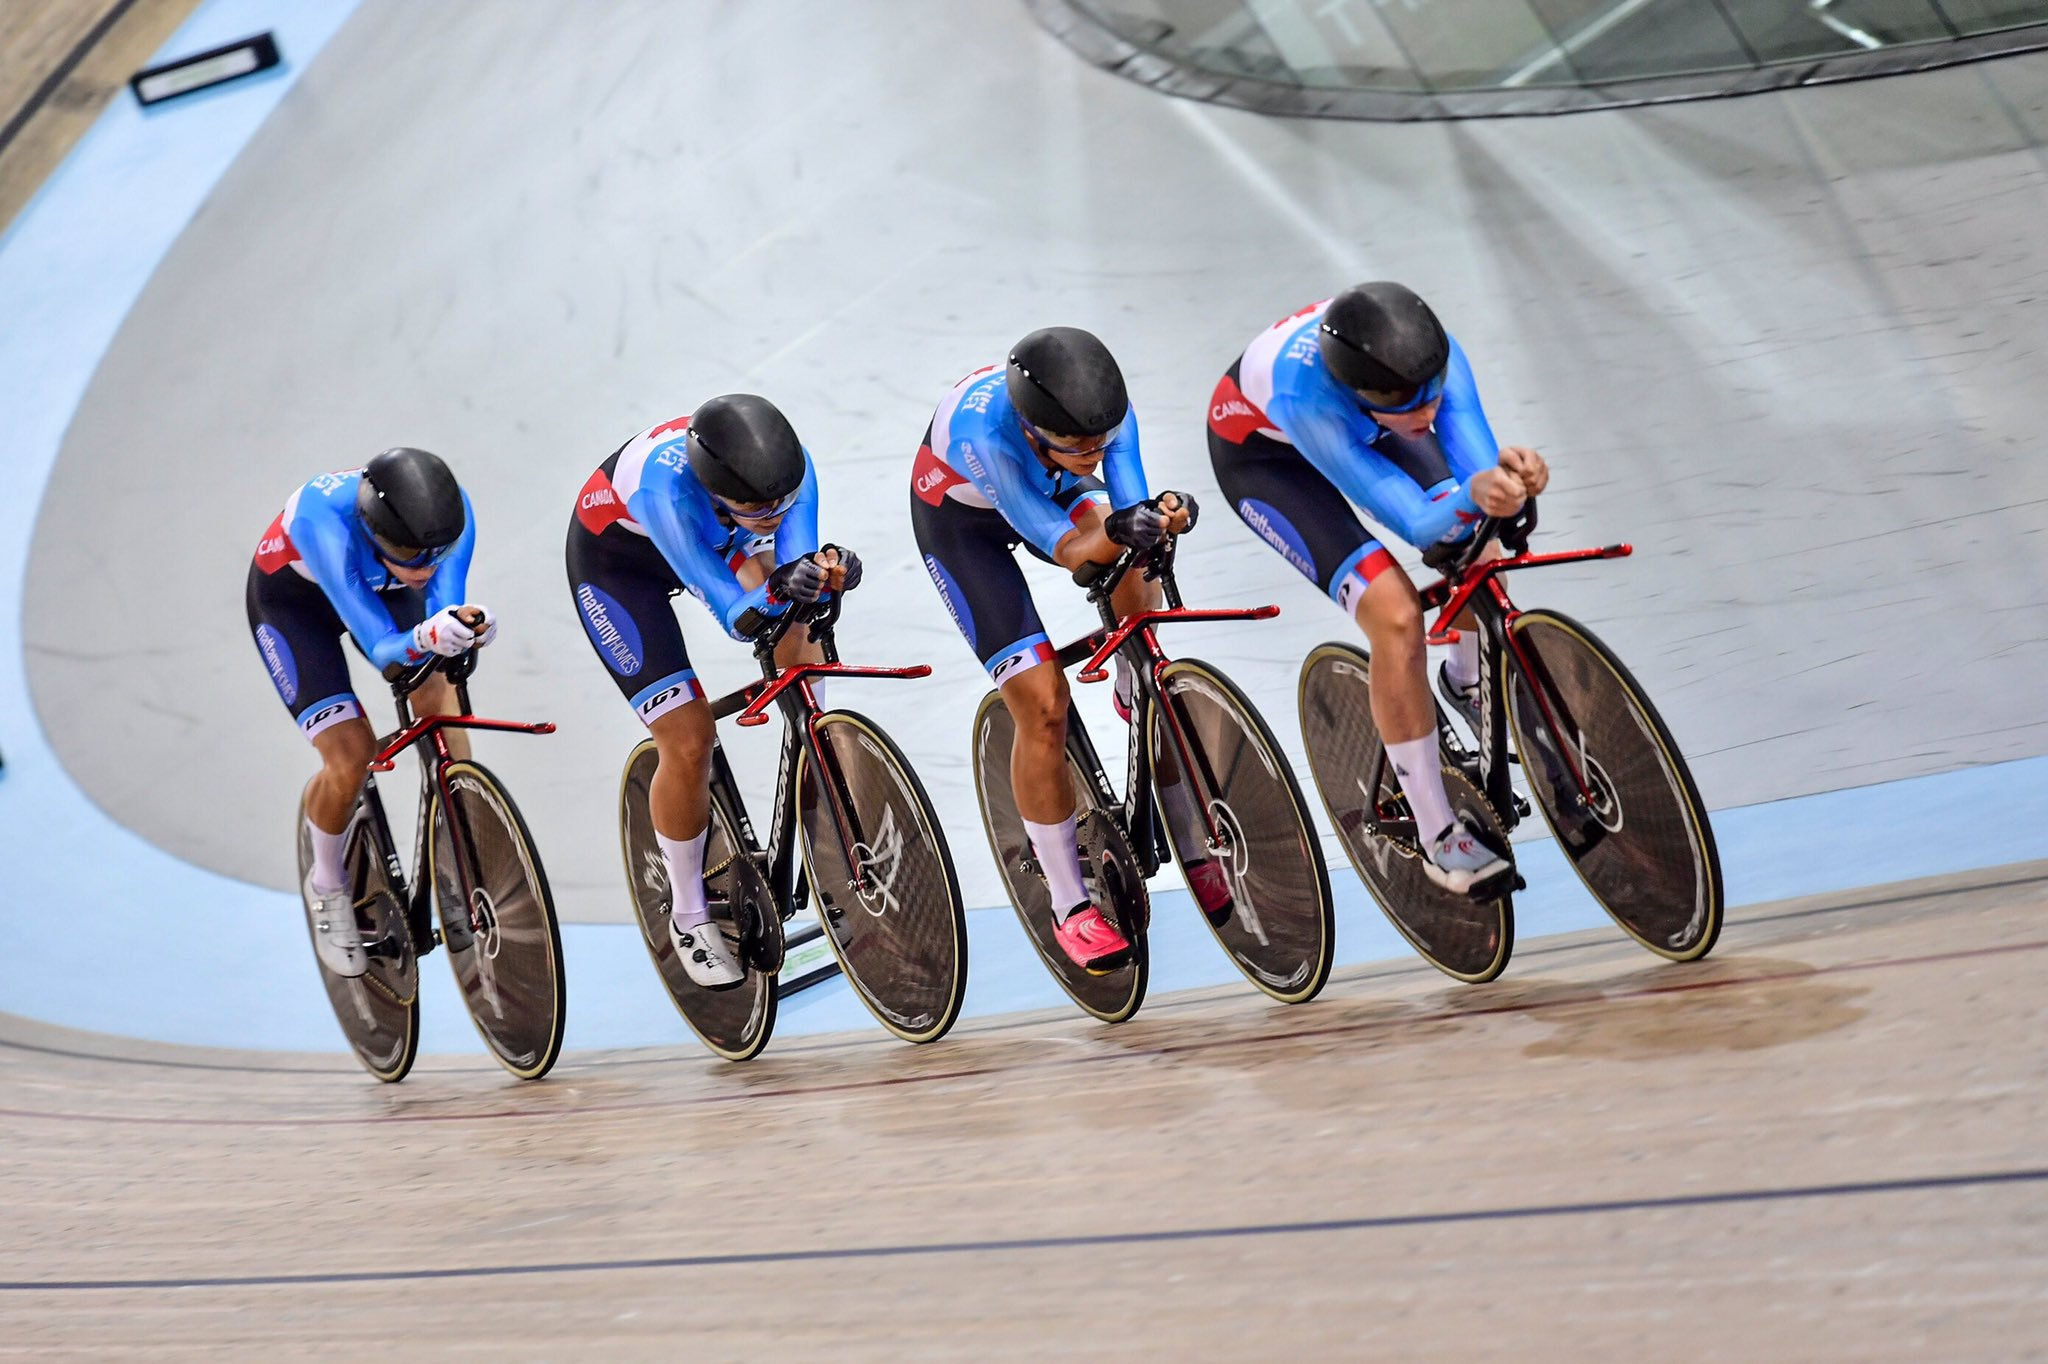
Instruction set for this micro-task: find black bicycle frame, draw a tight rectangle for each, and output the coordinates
[1059,538,1279,874]
[1354,499,1632,843]
[704,598,932,914]
[363,651,556,957]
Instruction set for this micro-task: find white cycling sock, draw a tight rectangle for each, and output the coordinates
[808,678,829,714]
[1023,814,1089,921]
[306,819,348,897]
[1387,735,1455,845]
[1113,658,1135,719]
[1446,631,1481,690]
[658,827,711,926]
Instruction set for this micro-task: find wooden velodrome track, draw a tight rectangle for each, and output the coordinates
[4,863,2043,1359]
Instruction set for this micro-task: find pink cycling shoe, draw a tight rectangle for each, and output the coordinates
[1052,905,1133,975]
[1185,858,1235,928]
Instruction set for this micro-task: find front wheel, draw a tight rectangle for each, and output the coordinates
[297,792,419,1083]
[797,711,968,1044]
[1150,659,1334,1004]
[1504,609,1723,962]
[428,760,567,1080]
[1297,642,1516,984]
[620,740,780,1062]
[971,692,1149,1023]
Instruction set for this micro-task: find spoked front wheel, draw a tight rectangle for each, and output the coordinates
[971,692,1150,1023]
[429,760,567,1080]
[620,740,781,1062]
[1504,609,1723,962]
[297,794,419,1083]
[797,710,968,1044]
[1150,659,1334,1004]
[1297,642,1516,984]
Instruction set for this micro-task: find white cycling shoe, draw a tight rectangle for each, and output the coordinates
[1421,817,1514,898]
[302,871,367,979]
[669,914,745,989]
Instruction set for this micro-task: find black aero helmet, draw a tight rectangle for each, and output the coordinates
[686,393,805,503]
[1006,327,1129,439]
[356,447,465,555]
[1318,282,1450,402]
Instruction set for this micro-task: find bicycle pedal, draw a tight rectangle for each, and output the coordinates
[1511,791,1531,820]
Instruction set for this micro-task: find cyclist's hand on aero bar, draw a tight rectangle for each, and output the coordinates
[1156,491,1198,536]
[1469,466,1529,519]
[463,604,499,648]
[413,606,478,657]
[1497,445,1549,497]
[818,544,863,594]
[1105,501,1168,551]
[768,555,829,604]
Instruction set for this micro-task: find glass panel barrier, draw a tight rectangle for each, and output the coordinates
[1030,0,2048,116]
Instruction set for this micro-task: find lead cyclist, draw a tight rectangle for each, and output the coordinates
[1208,282,1550,897]
[247,447,496,978]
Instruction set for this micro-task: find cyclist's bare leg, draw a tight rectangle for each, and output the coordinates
[1002,660,1096,920]
[306,718,376,834]
[1003,661,1073,825]
[647,698,716,924]
[1356,565,1433,745]
[1353,564,1462,843]
[303,717,376,894]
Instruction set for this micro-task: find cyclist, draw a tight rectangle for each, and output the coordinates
[566,394,858,989]
[1209,282,1549,896]
[912,327,1213,975]
[247,447,494,978]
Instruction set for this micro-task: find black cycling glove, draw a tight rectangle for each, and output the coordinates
[768,556,828,604]
[1104,502,1167,551]
[820,544,864,593]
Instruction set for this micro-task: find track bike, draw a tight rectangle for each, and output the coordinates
[295,638,564,1082]
[972,535,1334,1023]
[1298,501,1723,983]
[618,594,968,1062]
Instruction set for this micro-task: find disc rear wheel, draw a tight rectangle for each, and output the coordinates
[1298,643,1515,983]
[620,740,780,1062]
[429,760,566,1080]
[298,793,419,1083]
[971,692,1149,1023]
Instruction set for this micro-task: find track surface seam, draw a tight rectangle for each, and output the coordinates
[6,1166,2041,1292]
[2,935,2039,1129]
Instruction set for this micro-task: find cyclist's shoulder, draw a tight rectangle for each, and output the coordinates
[932,364,1007,438]
[283,467,364,528]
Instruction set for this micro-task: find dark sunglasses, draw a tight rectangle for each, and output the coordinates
[1356,367,1447,415]
[716,488,801,522]
[371,533,455,569]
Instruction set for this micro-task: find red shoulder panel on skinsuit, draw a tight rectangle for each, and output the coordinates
[254,512,300,573]
[576,466,633,535]
[912,443,966,506]
[1207,372,1271,443]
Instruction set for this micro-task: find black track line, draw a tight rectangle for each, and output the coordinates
[5,1166,2042,1292]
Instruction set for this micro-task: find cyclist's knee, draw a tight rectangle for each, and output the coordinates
[1004,665,1069,745]
[650,702,714,771]
[315,718,376,777]
[1355,571,1422,639]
